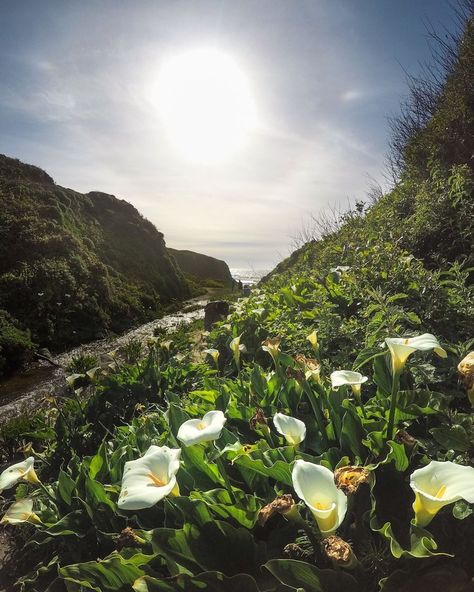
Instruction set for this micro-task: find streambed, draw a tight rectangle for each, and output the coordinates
[0,297,208,425]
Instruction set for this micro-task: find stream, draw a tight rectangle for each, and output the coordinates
[0,296,209,425]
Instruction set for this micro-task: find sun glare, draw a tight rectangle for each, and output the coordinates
[157,48,257,164]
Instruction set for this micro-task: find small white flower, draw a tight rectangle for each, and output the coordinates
[118,446,181,511]
[230,335,246,366]
[0,457,39,494]
[330,370,368,395]
[273,413,306,446]
[177,410,227,446]
[410,460,474,527]
[307,331,318,351]
[1,499,41,525]
[385,333,447,373]
[292,460,347,537]
[203,348,220,366]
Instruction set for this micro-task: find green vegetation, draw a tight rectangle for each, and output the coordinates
[0,155,189,375]
[169,248,233,286]
[1,7,474,592]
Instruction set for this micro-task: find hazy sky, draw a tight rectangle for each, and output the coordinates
[0,1,458,268]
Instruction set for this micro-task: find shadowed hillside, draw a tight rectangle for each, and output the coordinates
[0,155,189,374]
[169,248,233,285]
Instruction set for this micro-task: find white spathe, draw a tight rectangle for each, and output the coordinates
[118,446,181,511]
[385,333,447,373]
[1,499,40,525]
[410,460,474,527]
[273,413,306,446]
[203,348,220,366]
[177,410,227,446]
[330,370,368,390]
[230,335,246,365]
[292,460,347,536]
[0,457,39,494]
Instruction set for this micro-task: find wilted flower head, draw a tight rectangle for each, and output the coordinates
[262,337,282,360]
[322,535,358,569]
[334,466,370,495]
[118,445,181,511]
[177,410,227,446]
[273,412,306,446]
[257,494,296,526]
[0,457,39,494]
[458,351,474,406]
[410,460,474,527]
[295,354,321,382]
[249,408,268,431]
[385,333,447,374]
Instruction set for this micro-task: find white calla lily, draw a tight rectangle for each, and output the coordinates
[177,410,227,446]
[307,331,318,351]
[330,370,368,395]
[385,333,447,374]
[262,337,282,360]
[203,348,220,366]
[118,445,181,511]
[0,457,39,494]
[292,460,347,537]
[1,499,41,525]
[230,335,246,368]
[273,413,306,446]
[410,460,474,527]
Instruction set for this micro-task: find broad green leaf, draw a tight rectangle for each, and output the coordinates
[264,559,359,592]
[133,571,262,592]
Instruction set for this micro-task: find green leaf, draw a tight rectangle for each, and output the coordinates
[57,469,76,505]
[133,571,262,592]
[452,499,473,520]
[264,559,359,592]
[430,425,471,452]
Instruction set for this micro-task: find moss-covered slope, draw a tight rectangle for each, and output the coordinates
[0,155,189,369]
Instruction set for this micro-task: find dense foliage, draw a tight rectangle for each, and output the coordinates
[0,155,189,374]
[1,5,474,592]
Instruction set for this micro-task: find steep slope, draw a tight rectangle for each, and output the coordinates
[169,248,233,285]
[0,155,189,370]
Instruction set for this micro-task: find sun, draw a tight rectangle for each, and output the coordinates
[157,48,257,164]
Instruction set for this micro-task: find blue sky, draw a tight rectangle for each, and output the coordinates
[0,1,459,267]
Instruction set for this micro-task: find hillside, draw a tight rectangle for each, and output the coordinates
[169,248,233,285]
[0,155,189,374]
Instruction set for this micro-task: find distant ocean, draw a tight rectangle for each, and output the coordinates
[230,268,271,286]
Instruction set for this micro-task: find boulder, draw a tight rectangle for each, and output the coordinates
[204,301,230,331]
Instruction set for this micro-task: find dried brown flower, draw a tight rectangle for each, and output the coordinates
[250,408,268,431]
[334,465,370,495]
[257,494,295,526]
[322,536,358,569]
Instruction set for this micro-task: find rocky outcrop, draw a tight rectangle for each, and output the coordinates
[169,249,233,285]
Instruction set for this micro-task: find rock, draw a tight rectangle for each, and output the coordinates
[204,301,230,331]
[243,285,251,296]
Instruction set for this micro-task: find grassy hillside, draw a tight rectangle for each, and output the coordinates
[169,248,233,286]
[0,155,189,373]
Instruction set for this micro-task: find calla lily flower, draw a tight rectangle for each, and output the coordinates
[458,351,474,406]
[0,457,39,494]
[1,499,41,525]
[330,370,368,395]
[262,337,282,361]
[385,333,447,374]
[307,331,318,351]
[203,348,220,366]
[229,335,246,367]
[273,413,306,446]
[410,460,474,527]
[295,354,321,382]
[292,460,347,537]
[118,445,181,511]
[177,410,227,446]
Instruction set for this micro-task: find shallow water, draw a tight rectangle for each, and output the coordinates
[0,297,208,425]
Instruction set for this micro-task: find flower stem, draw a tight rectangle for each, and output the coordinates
[303,382,329,449]
[215,455,236,503]
[386,370,400,441]
[36,480,57,505]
